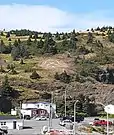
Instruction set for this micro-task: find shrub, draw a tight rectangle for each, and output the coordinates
[87,32,93,43]
[6,64,11,69]
[54,72,60,80]
[54,71,71,83]
[30,70,41,79]
[40,92,51,100]
[7,64,17,75]
[9,69,17,75]
[20,59,25,64]
[78,46,91,55]
[8,38,11,41]
[0,66,5,73]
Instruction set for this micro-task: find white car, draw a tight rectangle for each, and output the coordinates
[59,120,72,126]
[35,116,47,121]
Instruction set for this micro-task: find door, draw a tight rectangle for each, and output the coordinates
[13,121,16,129]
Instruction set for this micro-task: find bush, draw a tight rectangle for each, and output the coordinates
[8,38,12,41]
[54,72,60,80]
[30,70,41,79]
[20,59,25,64]
[77,112,88,117]
[0,66,5,73]
[74,74,86,83]
[40,92,51,100]
[54,71,71,83]
[9,69,17,75]
[78,46,91,55]
[6,64,10,69]
[7,64,17,75]
[0,112,12,116]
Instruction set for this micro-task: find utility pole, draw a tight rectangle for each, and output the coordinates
[74,100,79,135]
[107,112,109,135]
[49,92,53,129]
[49,104,51,129]
[51,91,54,103]
[65,90,66,117]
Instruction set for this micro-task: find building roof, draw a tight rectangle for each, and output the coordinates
[0,116,18,120]
[22,108,38,110]
[23,102,51,104]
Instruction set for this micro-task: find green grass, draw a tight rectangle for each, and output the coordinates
[101,114,114,118]
[13,86,39,100]
[0,30,114,103]
[0,55,54,83]
[0,54,12,61]
[0,34,43,45]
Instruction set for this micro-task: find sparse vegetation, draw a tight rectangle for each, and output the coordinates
[0,27,114,115]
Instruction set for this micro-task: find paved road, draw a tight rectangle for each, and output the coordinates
[8,117,114,135]
[8,119,65,135]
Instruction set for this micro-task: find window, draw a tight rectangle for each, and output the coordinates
[40,110,45,115]
[1,122,6,125]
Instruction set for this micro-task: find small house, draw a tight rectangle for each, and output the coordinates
[0,116,23,130]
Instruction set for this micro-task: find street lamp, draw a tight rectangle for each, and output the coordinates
[64,85,69,117]
[49,92,53,130]
[74,100,79,135]
[49,103,52,129]
[65,90,66,117]
[107,111,109,135]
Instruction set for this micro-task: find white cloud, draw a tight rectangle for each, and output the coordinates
[0,4,114,32]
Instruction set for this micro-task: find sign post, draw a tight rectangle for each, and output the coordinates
[104,104,114,135]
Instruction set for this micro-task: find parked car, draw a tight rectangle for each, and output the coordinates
[94,118,100,121]
[93,120,112,126]
[0,128,8,135]
[89,118,100,125]
[35,116,47,121]
[24,115,31,120]
[59,120,73,126]
[60,115,84,123]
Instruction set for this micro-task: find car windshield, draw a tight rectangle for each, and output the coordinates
[64,120,71,123]
[41,116,46,118]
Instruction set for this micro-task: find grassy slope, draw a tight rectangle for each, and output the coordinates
[0,30,114,101]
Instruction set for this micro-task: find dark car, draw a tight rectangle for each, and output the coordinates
[24,115,31,120]
[60,115,84,123]
[0,128,8,135]
[70,116,84,123]
[94,118,100,121]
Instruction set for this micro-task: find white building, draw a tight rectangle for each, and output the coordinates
[21,102,57,118]
[0,119,23,130]
[22,102,56,114]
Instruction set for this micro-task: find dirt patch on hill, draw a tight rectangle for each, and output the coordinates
[39,54,75,74]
